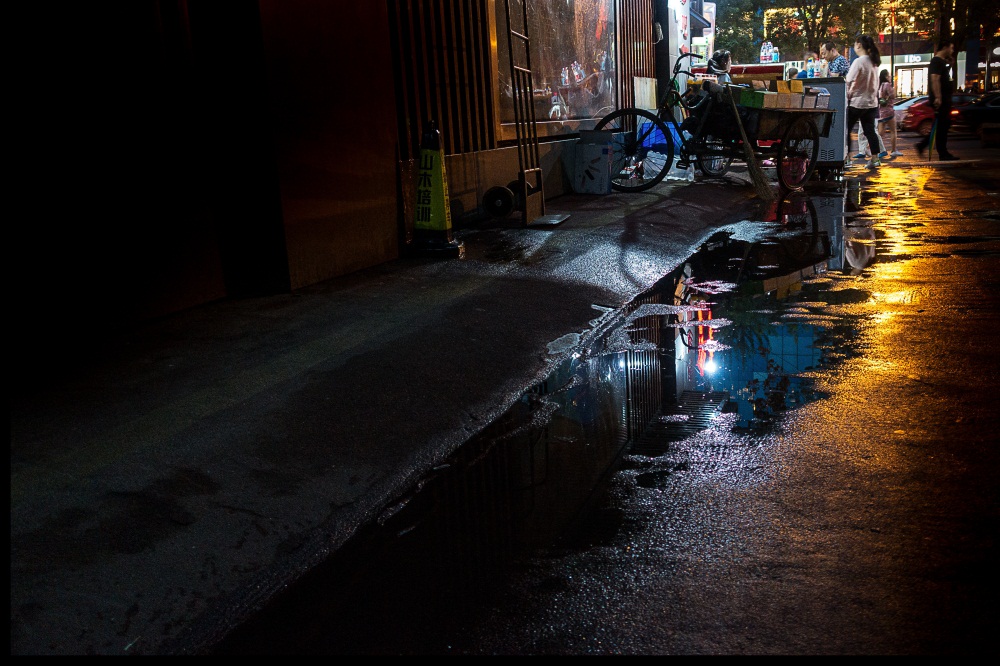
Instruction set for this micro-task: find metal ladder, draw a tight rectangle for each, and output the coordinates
[501,0,568,227]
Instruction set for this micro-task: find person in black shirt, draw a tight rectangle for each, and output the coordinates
[916,38,959,160]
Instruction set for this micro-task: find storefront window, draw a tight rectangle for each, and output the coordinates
[495,0,617,126]
[897,67,927,97]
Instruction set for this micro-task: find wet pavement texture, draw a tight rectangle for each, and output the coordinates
[212,163,1000,655]
[11,173,759,656]
[13,134,1000,656]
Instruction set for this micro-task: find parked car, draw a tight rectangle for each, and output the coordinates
[954,92,1000,139]
[893,95,927,126]
[901,93,981,136]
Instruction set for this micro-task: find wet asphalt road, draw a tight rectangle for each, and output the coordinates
[213,139,1000,655]
[450,160,1000,655]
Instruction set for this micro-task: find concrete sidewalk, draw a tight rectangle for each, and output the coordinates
[12,170,776,655]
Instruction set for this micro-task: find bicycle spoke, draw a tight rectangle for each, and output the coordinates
[777,116,819,190]
[594,108,674,192]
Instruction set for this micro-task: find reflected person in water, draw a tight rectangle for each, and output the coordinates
[844,226,876,275]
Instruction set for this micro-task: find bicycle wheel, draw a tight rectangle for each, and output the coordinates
[593,108,674,192]
[697,135,733,177]
[776,115,820,191]
[780,197,830,263]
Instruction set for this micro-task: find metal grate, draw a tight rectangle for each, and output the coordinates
[388,1,656,160]
[615,0,656,111]
[388,0,498,160]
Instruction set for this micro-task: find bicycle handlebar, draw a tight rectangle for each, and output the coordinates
[672,52,704,77]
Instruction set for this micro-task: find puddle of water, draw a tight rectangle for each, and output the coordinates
[224,164,1000,653]
[211,191,876,655]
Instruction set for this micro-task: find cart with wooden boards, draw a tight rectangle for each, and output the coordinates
[738,105,836,190]
[687,89,837,191]
[595,82,836,194]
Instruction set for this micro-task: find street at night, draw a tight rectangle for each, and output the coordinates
[208,134,1000,655]
[11,0,1000,656]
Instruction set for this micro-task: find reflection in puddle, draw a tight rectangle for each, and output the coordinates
[211,191,877,655]
[215,169,1000,655]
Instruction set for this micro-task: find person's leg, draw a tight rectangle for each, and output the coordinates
[888,116,901,155]
[859,108,881,165]
[915,107,929,154]
[858,126,869,157]
[847,107,863,161]
[936,105,953,157]
[875,122,887,157]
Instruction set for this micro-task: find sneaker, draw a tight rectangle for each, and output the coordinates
[891,151,904,157]
[853,153,866,159]
[916,143,926,158]
[878,150,889,159]
[868,158,881,168]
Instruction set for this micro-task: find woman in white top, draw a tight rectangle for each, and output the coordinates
[845,34,883,167]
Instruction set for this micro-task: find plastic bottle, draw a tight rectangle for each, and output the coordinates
[760,42,767,64]
[772,46,780,63]
[807,57,815,78]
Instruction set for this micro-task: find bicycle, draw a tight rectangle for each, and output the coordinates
[593,52,829,193]
[592,53,733,192]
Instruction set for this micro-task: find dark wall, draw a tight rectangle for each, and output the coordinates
[14,1,400,379]
[258,1,400,289]
[15,2,291,370]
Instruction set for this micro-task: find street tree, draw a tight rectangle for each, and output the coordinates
[713,0,768,65]
[714,0,870,64]
[760,1,870,57]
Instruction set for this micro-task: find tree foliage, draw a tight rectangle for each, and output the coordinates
[946,0,1000,45]
[712,0,767,65]
[711,0,949,64]
[764,0,870,57]
[711,0,999,89]
[713,0,871,63]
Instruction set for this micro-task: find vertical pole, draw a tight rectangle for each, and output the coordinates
[890,3,896,91]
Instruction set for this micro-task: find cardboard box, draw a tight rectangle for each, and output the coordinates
[739,88,762,108]
[789,79,804,93]
[761,91,779,108]
[773,80,791,93]
[573,133,614,194]
[778,92,804,108]
[801,91,818,108]
[814,94,831,109]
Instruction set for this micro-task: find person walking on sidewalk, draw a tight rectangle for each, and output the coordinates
[856,120,888,162]
[877,69,903,157]
[916,38,959,161]
[858,69,901,160]
[845,34,883,169]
